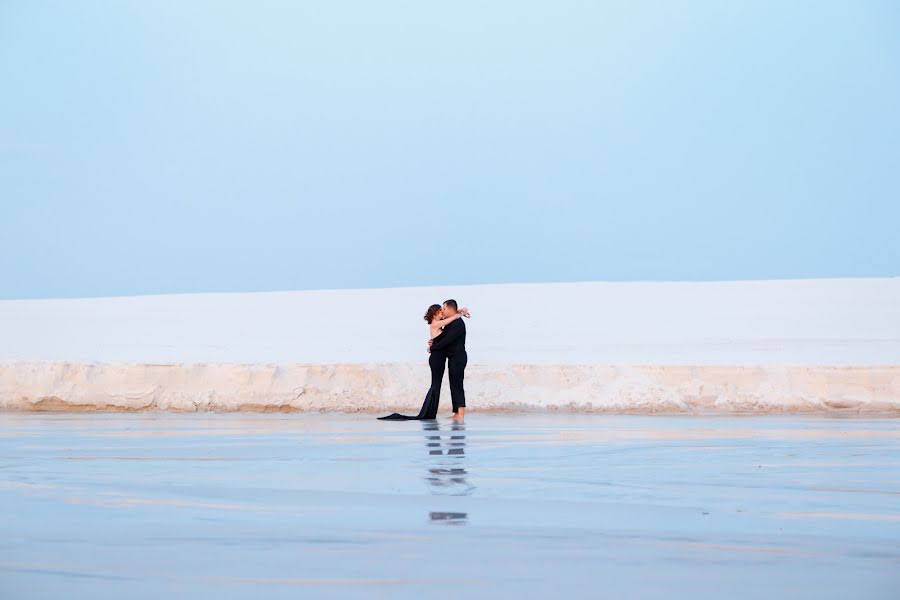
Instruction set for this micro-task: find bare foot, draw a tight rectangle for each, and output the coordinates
[453,408,465,419]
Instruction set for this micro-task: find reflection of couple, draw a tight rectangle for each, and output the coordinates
[425,419,472,525]
[378,299,471,421]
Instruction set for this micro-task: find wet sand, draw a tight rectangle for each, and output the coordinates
[1,413,898,599]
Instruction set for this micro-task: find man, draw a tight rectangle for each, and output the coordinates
[428,299,467,418]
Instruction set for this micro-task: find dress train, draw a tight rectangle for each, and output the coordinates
[378,386,439,420]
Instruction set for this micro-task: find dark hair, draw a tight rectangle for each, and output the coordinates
[443,299,458,311]
[424,304,442,324]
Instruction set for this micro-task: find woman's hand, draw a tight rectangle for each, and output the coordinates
[459,307,471,318]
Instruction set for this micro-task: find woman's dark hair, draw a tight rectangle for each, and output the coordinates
[424,304,442,324]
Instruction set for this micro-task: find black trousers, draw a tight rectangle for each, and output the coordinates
[447,351,467,412]
[429,350,467,413]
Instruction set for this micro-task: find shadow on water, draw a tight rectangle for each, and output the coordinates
[422,420,473,525]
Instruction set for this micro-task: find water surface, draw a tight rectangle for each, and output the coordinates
[1,413,898,599]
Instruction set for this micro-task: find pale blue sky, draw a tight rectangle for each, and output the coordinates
[1,1,898,299]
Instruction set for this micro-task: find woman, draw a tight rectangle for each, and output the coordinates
[378,304,471,420]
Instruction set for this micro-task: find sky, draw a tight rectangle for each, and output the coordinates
[1,1,898,299]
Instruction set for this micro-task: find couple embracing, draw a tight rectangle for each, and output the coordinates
[378,299,471,421]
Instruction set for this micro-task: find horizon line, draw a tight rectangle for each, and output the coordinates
[2,274,898,302]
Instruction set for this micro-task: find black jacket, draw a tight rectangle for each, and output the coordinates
[430,317,466,356]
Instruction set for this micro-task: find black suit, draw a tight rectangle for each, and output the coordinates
[430,317,467,413]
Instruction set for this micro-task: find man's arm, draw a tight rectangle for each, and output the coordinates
[430,319,463,352]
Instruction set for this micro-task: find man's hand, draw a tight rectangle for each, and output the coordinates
[427,339,433,354]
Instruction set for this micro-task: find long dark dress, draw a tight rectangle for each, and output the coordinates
[378,343,446,420]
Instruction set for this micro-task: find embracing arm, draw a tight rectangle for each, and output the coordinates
[429,307,470,330]
[430,318,464,352]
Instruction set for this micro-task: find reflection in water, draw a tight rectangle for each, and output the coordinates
[422,420,473,525]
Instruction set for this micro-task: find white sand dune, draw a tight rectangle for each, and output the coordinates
[1,278,898,413]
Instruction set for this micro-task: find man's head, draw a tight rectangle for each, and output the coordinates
[442,299,458,316]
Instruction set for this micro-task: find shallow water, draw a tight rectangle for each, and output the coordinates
[1,413,898,599]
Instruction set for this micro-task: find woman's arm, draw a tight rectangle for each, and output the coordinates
[430,308,470,329]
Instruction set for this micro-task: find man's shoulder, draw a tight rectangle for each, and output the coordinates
[444,317,465,334]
